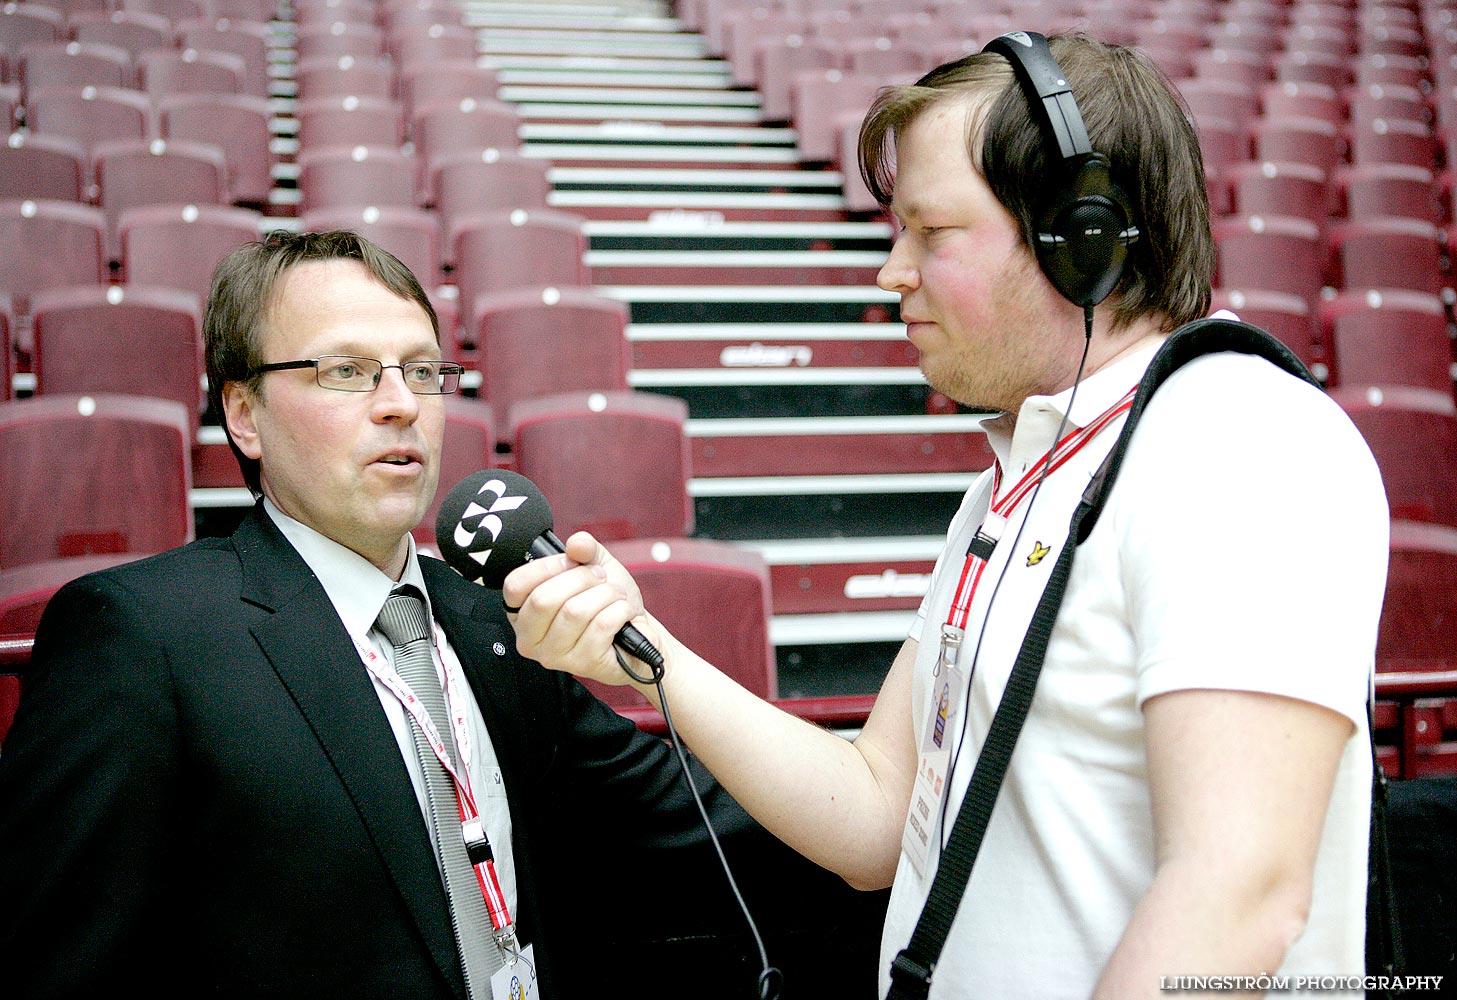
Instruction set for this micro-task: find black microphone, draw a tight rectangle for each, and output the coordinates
[434,469,665,672]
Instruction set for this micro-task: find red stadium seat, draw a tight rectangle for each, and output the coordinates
[31,284,205,434]
[509,389,693,542]
[1348,117,1439,171]
[449,208,589,317]
[136,47,248,97]
[390,21,477,69]
[1317,289,1454,394]
[789,68,883,164]
[431,148,551,244]
[294,94,405,153]
[297,143,417,214]
[754,33,841,123]
[0,393,193,569]
[175,16,270,96]
[1378,519,1457,673]
[0,198,107,318]
[1258,80,1344,125]
[158,92,274,206]
[298,204,442,288]
[0,131,87,202]
[1329,384,1457,527]
[1177,75,1261,128]
[18,39,131,92]
[1250,115,1346,176]
[68,9,172,61]
[412,394,495,550]
[582,537,777,714]
[1337,163,1444,224]
[1347,82,1432,129]
[1225,160,1331,228]
[294,53,396,101]
[0,3,64,84]
[25,84,153,153]
[94,137,230,259]
[410,97,520,200]
[466,285,630,427]
[1212,213,1332,309]
[118,202,262,301]
[294,20,385,63]
[399,58,498,123]
[0,293,12,401]
[1330,216,1447,296]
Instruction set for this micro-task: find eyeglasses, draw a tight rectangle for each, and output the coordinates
[253,356,465,394]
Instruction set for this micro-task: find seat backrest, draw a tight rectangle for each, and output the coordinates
[410,97,520,198]
[509,389,693,541]
[0,197,107,312]
[18,39,131,91]
[450,208,588,315]
[0,393,193,569]
[1378,519,1457,671]
[0,3,64,83]
[294,94,404,154]
[1318,289,1452,392]
[31,283,205,434]
[25,84,153,153]
[0,131,87,202]
[136,46,247,97]
[296,204,441,288]
[582,536,777,709]
[118,202,263,301]
[174,16,270,95]
[412,394,495,550]
[431,148,551,240]
[294,53,396,101]
[69,8,173,60]
[157,92,274,205]
[94,137,230,255]
[468,285,629,429]
[1330,384,1457,527]
[297,143,417,214]
[1331,216,1446,296]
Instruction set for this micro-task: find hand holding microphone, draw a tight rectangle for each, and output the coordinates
[433,469,665,681]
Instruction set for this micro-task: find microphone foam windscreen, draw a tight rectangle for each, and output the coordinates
[434,469,555,588]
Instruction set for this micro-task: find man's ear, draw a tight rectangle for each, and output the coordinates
[221,381,263,461]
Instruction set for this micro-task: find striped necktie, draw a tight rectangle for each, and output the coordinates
[376,587,502,996]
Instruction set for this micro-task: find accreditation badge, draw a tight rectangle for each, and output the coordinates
[901,625,965,878]
[490,941,539,1000]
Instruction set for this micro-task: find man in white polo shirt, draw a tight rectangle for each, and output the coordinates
[502,32,1390,1000]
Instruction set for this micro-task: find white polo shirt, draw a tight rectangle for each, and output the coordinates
[878,337,1389,998]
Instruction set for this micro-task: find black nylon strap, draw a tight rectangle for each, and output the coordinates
[886,319,1333,999]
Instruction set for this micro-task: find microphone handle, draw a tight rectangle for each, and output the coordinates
[527,531,666,672]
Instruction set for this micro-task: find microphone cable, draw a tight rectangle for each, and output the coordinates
[937,304,1097,850]
[613,645,784,1000]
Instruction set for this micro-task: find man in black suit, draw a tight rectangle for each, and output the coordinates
[0,232,766,998]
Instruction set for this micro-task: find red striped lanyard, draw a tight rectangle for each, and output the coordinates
[359,629,515,940]
[943,384,1138,640]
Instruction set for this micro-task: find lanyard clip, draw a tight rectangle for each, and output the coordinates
[936,625,964,677]
[463,817,492,866]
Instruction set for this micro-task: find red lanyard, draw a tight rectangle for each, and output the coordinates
[944,384,1138,633]
[360,629,514,935]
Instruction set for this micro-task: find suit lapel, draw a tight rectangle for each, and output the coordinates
[231,509,466,998]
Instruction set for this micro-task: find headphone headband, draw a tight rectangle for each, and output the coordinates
[978,31,1138,308]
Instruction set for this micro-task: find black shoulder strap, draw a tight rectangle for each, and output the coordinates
[888,318,1328,1000]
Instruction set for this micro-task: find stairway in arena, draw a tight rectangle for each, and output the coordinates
[186,0,979,702]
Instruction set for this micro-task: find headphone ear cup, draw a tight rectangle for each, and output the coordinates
[1034,156,1136,307]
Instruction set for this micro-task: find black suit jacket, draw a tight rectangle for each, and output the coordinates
[0,505,753,998]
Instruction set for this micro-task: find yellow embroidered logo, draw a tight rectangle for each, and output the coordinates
[1026,541,1051,567]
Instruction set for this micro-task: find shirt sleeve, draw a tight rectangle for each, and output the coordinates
[1111,354,1390,727]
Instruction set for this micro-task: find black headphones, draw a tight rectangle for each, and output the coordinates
[980,31,1139,308]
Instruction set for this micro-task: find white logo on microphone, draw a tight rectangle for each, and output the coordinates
[452,478,528,569]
